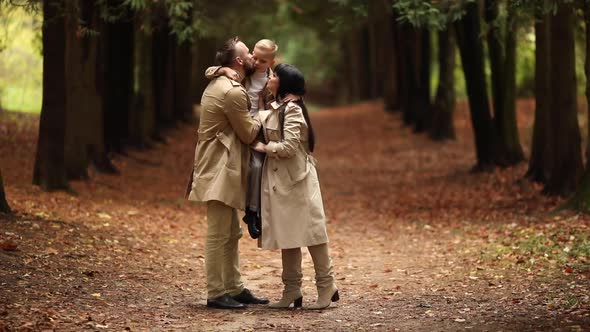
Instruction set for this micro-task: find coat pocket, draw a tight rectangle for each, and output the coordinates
[216,131,238,170]
[265,125,281,143]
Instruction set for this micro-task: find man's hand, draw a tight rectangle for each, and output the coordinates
[219,67,240,81]
[252,142,267,153]
[283,94,301,103]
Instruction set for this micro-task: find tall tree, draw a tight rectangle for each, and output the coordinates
[429,25,456,140]
[174,37,194,122]
[0,168,11,213]
[454,1,497,170]
[562,0,590,206]
[414,28,431,132]
[368,0,399,112]
[526,12,552,182]
[103,0,134,155]
[64,0,111,179]
[544,3,582,195]
[33,0,69,190]
[152,4,175,130]
[484,0,524,166]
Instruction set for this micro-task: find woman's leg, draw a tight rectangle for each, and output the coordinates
[269,248,303,308]
[307,243,339,309]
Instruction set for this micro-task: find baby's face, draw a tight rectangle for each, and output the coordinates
[253,48,274,73]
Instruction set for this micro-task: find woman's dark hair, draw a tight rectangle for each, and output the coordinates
[274,63,315,152]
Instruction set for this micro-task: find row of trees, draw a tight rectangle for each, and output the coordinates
[323,0,590,209]
[0,0,273,201]
[2,0,590,212]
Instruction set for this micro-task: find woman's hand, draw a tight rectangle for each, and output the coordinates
[283,94,301,103]
[219,67,240,81]
[252,142,267,153]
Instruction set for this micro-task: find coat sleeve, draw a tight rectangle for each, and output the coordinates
[224,87,261,144]
[204,66,221,79]
[265,103,305,159]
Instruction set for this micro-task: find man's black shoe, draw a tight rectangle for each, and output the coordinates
[206,294,247,309]
[232,288,269,304]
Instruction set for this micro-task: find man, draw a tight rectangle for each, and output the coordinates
[187,37,269,309]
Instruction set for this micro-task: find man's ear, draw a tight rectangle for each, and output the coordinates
[235,56,244,66]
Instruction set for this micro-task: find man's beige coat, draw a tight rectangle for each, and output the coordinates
[187,76,261,210]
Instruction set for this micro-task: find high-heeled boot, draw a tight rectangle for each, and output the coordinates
[269,248,303,308]
[307,243,339,310]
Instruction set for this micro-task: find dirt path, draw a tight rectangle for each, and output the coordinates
[1,101,589,331]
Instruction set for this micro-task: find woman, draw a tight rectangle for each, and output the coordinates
[253,64,339,310]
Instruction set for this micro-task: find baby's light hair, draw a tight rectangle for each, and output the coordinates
[254,39,279,56]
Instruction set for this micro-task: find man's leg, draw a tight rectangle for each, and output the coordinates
[223,206,244,296]
[206,200,236,299]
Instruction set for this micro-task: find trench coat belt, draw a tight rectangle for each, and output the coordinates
[197,126,228,142]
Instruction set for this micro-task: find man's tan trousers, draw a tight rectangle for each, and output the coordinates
[205,200,244,299]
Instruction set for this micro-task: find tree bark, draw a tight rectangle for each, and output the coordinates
[429,26,456,141]
[192,36,218,104]
[498,17,524,165]
[103,1,133,155]
[128,15,156,148]
[400,25,419,126]
[414,28,431,133]
[368,0,399,111]
[455,3,496,171]
[174,39,194,122]
[367,9,381,100]
[0,168,11,213]
[527,14,552,182]
[545,3,583,195]
[454,2,496,171]
[586,3,590,163]
[485,1,524,166]
[64,0,111,179]
[33,0,69,190]
[152,8,175,130]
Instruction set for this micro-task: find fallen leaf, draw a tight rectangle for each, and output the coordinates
[0,241,18,251]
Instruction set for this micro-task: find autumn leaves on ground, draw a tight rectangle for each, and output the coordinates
[1,101,590,331]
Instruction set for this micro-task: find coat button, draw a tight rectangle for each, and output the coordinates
[272,186,276,191]
[273,168,278,172]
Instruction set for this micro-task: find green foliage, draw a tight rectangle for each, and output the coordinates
[393,0,475,30]
[0,3,42,112]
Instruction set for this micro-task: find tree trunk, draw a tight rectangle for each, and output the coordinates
[430,26,456,141]
[152,9,175,130]
[454,2,496,171]
[0,168,11,213]
[400,25,419,126]
[192,36,218,104]
[103,1,133,155]
[499,18,524,165]
[545,3,583,195]
[174,39,194,122]
[527,14,552,182]
[414,28,431,133]
[128,15,156,148]
[567,3,590,209]
[359,25,373,101]
[368,0,399,111]
[586,3,590,163]
[367,10,381,100]
[486,1,524,166]
[64,0,111,179]
[33,0,69,190]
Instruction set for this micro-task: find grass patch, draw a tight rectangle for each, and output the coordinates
[478,222,590,273]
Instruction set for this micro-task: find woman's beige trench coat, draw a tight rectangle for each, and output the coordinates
[258,100,328,250]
